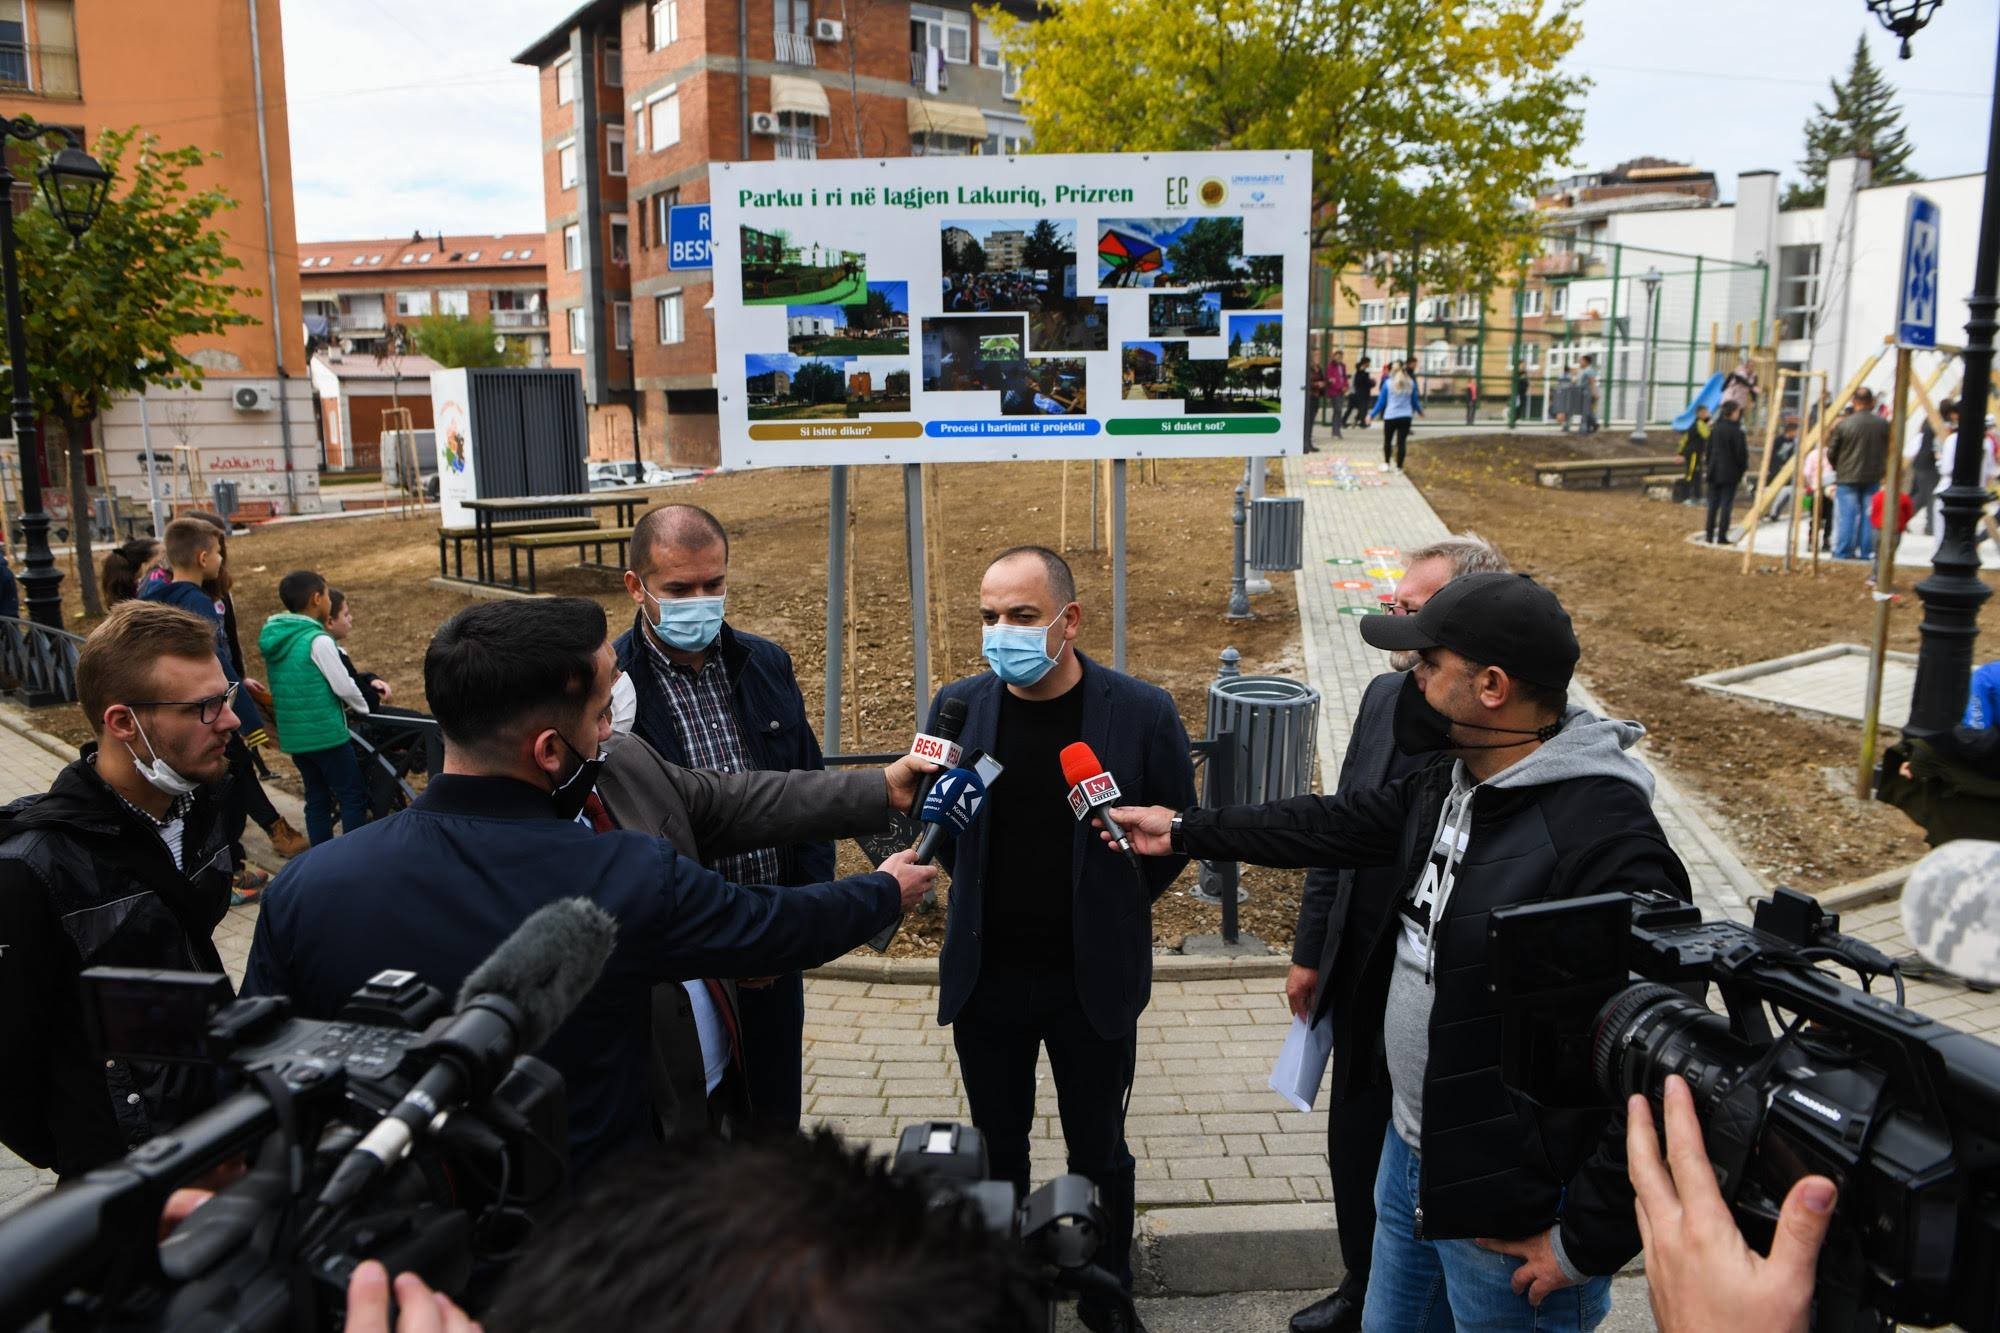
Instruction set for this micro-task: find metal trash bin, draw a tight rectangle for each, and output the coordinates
[91,495,117,542]
[1206,673,1319,805]
[211,480,239,521]
[1249,495,1305,572]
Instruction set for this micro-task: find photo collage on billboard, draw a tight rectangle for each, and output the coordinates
[742,224,911,421]
[713,151,1308,463]
[1109,215,1286,416]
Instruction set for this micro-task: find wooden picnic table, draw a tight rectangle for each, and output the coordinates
[460,486,678,586]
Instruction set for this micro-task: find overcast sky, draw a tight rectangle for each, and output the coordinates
[280,0,2000,242]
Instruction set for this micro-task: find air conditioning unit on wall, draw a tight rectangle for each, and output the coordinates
[813,17,843,41]
[750,111,780,136]
[232,385,276,412]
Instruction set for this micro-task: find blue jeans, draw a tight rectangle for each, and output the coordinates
[1833,482,1879,560]
[292,742,371,845]
[1362,1127,1611,1332]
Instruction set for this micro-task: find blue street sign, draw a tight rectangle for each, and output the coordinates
[667,204,712,271]
[1896,193,1940,348]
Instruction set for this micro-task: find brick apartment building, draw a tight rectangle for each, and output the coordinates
[514,0,1035,465]
[0,0,317,517]
[298,232,551,364]
[1322,158,1724,422]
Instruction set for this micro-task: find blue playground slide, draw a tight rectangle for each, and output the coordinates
[1671,372,1727,433]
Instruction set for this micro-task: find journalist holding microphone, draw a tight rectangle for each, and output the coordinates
[924,545,1195,1333]
[243,597,938,1179]
[1105,572,1693,1332]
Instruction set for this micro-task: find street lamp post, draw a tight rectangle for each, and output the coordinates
[1629,267,1663,444]
[1868,5,1997,746]
[0,121,110,634]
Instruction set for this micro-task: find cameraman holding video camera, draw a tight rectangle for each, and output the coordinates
[242,597,939,1178]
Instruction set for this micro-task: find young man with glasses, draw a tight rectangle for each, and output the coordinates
[0,602,251,1178]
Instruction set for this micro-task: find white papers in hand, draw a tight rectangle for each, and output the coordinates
[1268,1014,1333,1113]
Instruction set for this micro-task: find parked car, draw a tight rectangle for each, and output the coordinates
[586,462,635,491]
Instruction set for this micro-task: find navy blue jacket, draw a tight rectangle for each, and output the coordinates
[137,578,264,736]
[927,653,1196,1039]
[614,615,832,887]
[241,775,897,1177]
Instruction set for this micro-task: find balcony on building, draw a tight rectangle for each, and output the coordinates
[909,50,949,90]
[0,39,78,97]
[1532,251,1585,278]
[774,28,814,66]
[770,76,829,161]
[492,289,548,330]
[334,299,387,335]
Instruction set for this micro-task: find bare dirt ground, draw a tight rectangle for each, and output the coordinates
[1417,429,1967,891]
[47,458,1308,956]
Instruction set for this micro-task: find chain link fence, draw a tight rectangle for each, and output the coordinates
[1308,238,1771,430]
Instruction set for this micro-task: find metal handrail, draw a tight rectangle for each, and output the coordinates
[0,616,84,706]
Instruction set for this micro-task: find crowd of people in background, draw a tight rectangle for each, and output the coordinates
[86,517,401,900]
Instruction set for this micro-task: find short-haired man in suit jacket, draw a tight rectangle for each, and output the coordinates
[614,503,830,1136]
[1285,534,1509,1333]
[926,546,1196,1333]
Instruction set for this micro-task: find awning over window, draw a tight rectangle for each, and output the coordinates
[770,74,831,118]
[906,97,987,140]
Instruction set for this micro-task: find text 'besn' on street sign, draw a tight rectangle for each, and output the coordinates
[668,204,712,271]
[1896,193,1940,349]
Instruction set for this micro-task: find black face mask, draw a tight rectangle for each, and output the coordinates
[1391,670,1563,755]
[549,732,607,821]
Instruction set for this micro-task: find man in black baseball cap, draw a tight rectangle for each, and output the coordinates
[1107,571,1691,1333]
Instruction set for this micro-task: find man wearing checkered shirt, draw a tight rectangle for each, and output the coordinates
[615,504,829,1135]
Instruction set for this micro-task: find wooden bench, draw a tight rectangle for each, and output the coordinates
[1533,455,1682,490]
[1641,472,1688,503]
[505,526,637,593]
[437,517,598,579]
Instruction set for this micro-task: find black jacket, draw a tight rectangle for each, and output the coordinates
[614,616,833,888]
[1182,741,1691,1276]
[0,751,245,1176]
[241,774,896,1178]
[1292,672,1434,1031]
[1706,417,1750,488]
[927,653,1196,1039]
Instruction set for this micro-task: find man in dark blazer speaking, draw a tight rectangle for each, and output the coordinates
[1285,534,1510,1333]
[924,545,1196,1333]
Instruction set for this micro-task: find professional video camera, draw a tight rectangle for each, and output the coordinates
[0,899,617,1333]
[890,1120,1136,1324]
[1489,885,2000,1333]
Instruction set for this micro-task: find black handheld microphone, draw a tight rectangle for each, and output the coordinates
[907,698,969,819]
[316,898,618,1210]
[868,751,1004,952]
[911,749,1004,865]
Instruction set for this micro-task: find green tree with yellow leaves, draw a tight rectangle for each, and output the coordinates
[988,0,1588,298]
[6,126,254,617]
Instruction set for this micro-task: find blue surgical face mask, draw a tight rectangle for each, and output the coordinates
[981,605,1073,687]
[642,589,726,653]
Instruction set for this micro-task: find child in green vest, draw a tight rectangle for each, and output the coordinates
[258,571,372,845]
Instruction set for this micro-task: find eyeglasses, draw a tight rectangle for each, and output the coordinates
[129,681,239,725]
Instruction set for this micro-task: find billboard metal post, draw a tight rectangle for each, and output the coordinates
[824,464,848,752]
[904,462,929,733]
[1112,457,1128,671]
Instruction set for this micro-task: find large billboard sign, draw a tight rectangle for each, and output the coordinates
[708,151,1311,468]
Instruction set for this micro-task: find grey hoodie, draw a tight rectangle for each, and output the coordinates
[1384,706,1655,1153]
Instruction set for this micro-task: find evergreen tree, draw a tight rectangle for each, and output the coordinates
[1785,35,1916,208]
